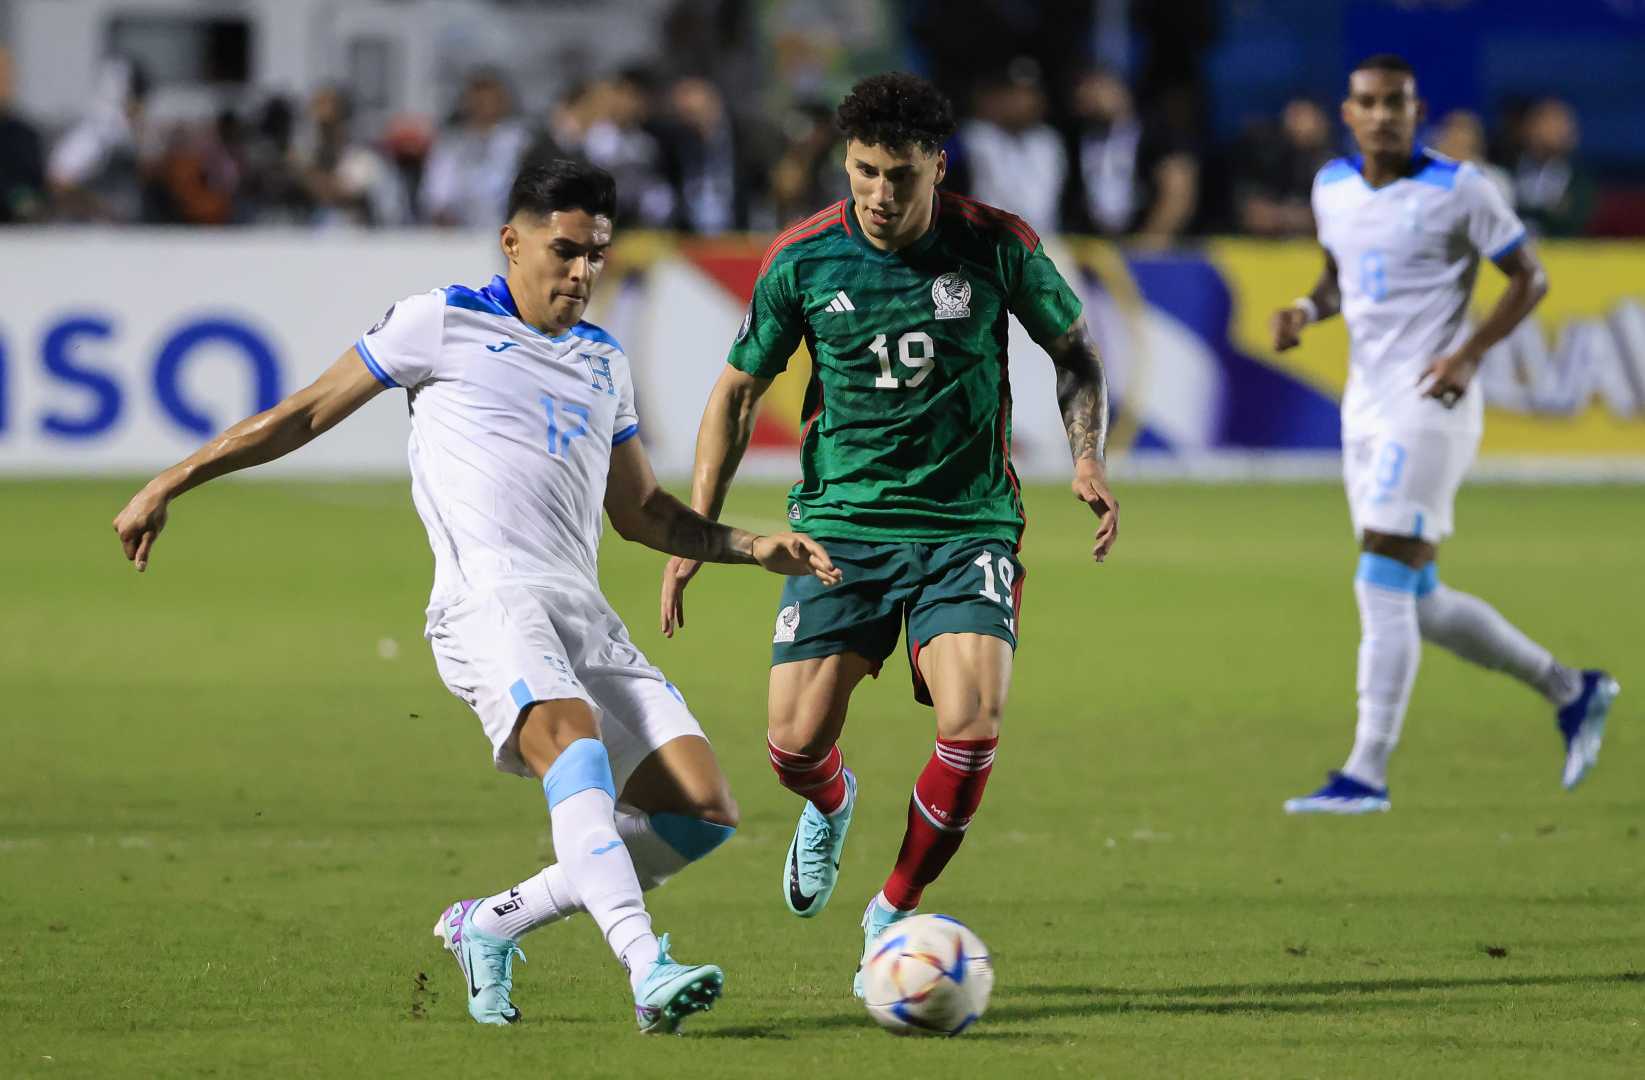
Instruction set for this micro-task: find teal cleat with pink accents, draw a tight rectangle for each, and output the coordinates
[433,898,524,1026]
[633,933,723,1034]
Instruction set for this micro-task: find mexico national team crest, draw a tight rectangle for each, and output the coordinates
[932,272,971,320]
[773,603,800,644]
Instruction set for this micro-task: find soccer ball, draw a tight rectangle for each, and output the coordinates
[861,913,993,1036]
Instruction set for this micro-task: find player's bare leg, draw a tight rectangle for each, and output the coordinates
[614,735,740,890]
[768,653,876,916]
[856,632,1011,997]
[621,734,738,825]
[768,653,877,755]
[515,697,603,772]
[917,632,1013,741]
[436,702,723,1032]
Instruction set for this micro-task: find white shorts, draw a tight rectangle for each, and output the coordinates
[426,582,705,785]
[1343,427,1479,544]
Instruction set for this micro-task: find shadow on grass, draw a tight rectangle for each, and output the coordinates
[699,1017,1069,1041]
[697,1025,796,1039]
[696,995,1455,1039]
[984,995,1491,1024]
[693,973,1643,1038]
[1016,971,1641,1000]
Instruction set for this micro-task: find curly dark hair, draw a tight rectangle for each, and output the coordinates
[835,72,956,154]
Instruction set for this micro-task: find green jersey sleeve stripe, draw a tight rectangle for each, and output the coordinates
[940,192,1040,250]
[758,201,847,277]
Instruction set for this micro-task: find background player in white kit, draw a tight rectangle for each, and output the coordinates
[112,160,840,1031]
[1270,54,1619,814]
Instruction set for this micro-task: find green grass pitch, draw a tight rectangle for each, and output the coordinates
[2,478,1640,1078]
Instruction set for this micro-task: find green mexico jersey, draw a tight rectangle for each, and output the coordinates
[727,192,1083,544]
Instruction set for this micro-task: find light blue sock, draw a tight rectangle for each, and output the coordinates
[617,811,734,889]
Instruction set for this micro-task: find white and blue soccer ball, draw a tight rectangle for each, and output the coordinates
[861,913,993,1036]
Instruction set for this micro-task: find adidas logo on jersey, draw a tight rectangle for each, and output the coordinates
[824,291,856,314]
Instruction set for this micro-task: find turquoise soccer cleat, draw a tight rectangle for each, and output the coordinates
[784,769,857,917]
[633,933,723,1034]
[853,893,914,999]
[433,898,524,1025]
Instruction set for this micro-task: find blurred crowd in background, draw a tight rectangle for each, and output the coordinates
[0,0,1635,240]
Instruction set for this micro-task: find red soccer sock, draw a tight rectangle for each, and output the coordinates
[881,736,998,911]
[768,738,850,816]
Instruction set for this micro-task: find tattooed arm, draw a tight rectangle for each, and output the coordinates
[605,435,840,580]
[1044,316,1120,562]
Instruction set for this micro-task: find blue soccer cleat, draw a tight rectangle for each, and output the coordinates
[433,898,524,1025]
[632,933,723,1034]
[784,769,856,918]
[1283,770,1391,815]
[853,893,914,999]
[1558,670,1620,791]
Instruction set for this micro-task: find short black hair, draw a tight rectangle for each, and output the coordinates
[1352,53,1416,81]
[506,158,617,222]
[835,72,956,155]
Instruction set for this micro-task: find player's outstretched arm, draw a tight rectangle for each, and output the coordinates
[686,364,772,521]
[1045,316,1120,563]
[112,348,388,571]
[659,364,775,635]
[605,436,839,591]
[1271,249,1341,351]
[1419,244,1548,407]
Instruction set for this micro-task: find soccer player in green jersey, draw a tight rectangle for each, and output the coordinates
[659,72,1119,995]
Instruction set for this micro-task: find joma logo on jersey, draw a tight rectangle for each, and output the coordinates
[932,273,971,320]
[580,352,616,396]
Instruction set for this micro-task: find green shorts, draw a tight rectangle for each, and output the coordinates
[770,537,1025,706]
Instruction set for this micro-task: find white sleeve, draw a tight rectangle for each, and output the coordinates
[1460,164,1527,262]
[1309,171,1330,246]
[612,351,640,446]
[356,290,444,389]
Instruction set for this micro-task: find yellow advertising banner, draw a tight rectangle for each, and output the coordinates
[1211,240,1645,456]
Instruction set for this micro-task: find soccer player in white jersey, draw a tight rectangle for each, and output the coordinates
[112,160,841,1031]
[1272,55,1619,814]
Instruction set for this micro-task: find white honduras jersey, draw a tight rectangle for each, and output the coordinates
[1312,148,1526,436]
[355,275,640,624]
